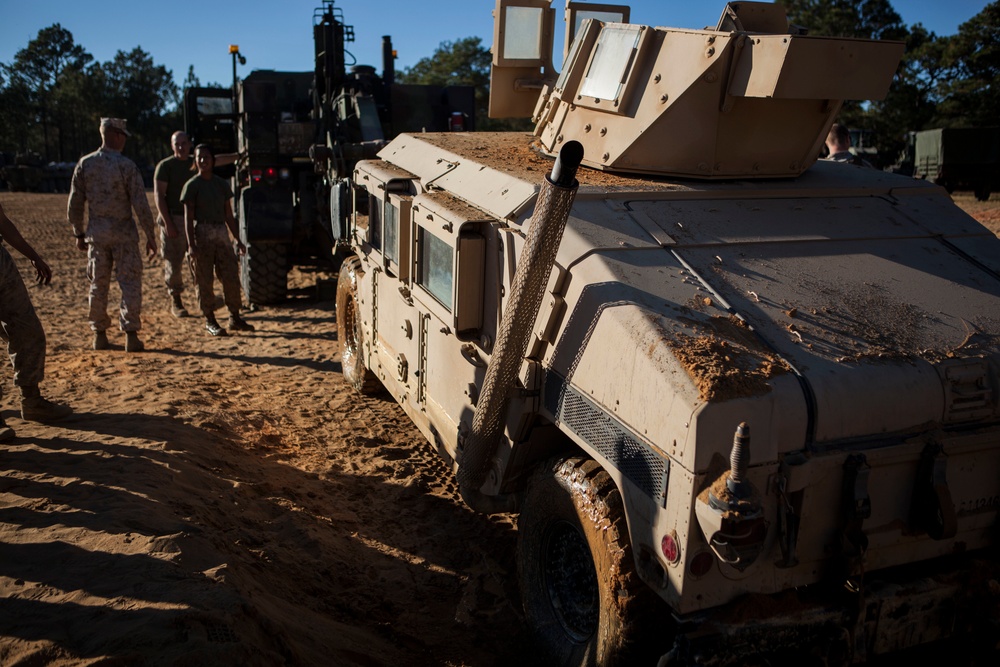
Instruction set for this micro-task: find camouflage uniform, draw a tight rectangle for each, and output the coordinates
[0,244,46,400]
[180,175,243,317]
[67,148,156,332]
[190,223,243,317]
[153,155,194,297]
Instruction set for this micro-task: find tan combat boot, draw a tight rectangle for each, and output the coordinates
[93,331,109,350]
[125,331,145,353]
[20,386,72,423]
[227,312,255,332]
[170,293,189,318]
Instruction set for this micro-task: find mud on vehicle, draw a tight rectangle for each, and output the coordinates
[335,2,1000,664]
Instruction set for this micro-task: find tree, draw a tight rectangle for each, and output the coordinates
[6,24,93,160]
[779,0,908,40]
[99,47,179,166]
[397,37,531,131]
[934,2,1000,127]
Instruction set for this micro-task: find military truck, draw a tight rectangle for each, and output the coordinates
[184,0,474,305]
[336,1,1000,664]
[913,127,1000,202]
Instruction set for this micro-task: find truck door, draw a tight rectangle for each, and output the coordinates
[410,192,494,459]
[372,191,420,400]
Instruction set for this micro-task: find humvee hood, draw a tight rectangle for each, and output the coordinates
[542,164,1000,466]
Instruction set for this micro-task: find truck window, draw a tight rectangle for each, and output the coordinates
[417,227,453,311]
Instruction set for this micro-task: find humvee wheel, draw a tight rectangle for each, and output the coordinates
[517,457,658,666]
[974,185,991,201]
[336,257,380,394]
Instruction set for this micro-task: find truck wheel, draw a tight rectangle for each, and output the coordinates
[974,185,991,201]
[517,457,659,666]
[241,242,288,306]
[336,257,381,394]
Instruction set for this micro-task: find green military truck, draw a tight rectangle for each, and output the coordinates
[184,0,474,305]
[913,127,1000,201]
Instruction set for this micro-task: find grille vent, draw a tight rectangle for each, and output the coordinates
[545,373,669,504]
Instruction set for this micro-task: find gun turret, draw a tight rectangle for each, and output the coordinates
[490,0,904,179]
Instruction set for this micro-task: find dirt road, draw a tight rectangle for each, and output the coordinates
[0,192,529,666]
[0,190,997,666]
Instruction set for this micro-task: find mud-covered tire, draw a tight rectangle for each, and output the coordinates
[241,242,288,306]
[517,457,660,667]
[336,257,380,394]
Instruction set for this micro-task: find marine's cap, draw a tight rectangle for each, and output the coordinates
[100,117,131,137]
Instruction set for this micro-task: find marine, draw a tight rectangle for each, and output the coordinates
[67,117,158,352]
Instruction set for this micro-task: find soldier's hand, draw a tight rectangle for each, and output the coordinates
[75,237,88,252]
[145,237,158,260]
[31,258,52,285]
[236,240,247,256]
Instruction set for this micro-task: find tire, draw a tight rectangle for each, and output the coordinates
[336,257,381,395]
[241,242,288,306]
[974,185,991,202]
[517,457,661,667]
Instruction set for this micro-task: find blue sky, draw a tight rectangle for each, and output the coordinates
[0,1,992,90]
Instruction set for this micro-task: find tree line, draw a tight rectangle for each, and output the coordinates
[1,0,997,172]
[0,24,195,169]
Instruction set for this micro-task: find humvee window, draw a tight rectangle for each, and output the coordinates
[579,24,641,101]
[417,227,453,310]
[503,6,545,59]
[369,194,382,252]
[384,200,399,266]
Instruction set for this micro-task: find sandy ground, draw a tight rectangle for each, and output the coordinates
[0,188,997,667]
[0,192,529,667]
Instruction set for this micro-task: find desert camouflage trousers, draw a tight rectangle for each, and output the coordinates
[190,223,242,318]
[88,238,143,332]
[160,223,187,296]
[0,245,46,398]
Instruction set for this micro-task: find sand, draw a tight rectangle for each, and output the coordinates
[1,188,997,667]
[0,192,527,667]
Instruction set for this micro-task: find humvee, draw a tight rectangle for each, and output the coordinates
[335,1,1000,664]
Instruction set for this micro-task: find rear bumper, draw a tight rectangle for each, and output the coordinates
[662,552,1000,666]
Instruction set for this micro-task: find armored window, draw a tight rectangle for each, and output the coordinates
[417,227,453,311]
[382,194,412,281]
[579,24,642,102]
[384,199,399,265]
[368,194,382,252]
[351,182,370,238]
[503,6,545,60]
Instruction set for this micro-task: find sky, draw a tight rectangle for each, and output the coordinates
[0,0,993,92]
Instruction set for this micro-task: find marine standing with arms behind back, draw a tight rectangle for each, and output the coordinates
[0,202,73,441]
[67,117,158,352]
[180,143,255,337]
[153,131,237,318]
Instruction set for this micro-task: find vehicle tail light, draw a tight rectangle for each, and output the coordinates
[661,532,681,565]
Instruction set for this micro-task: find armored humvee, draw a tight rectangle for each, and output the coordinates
[336,1,1000,664]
